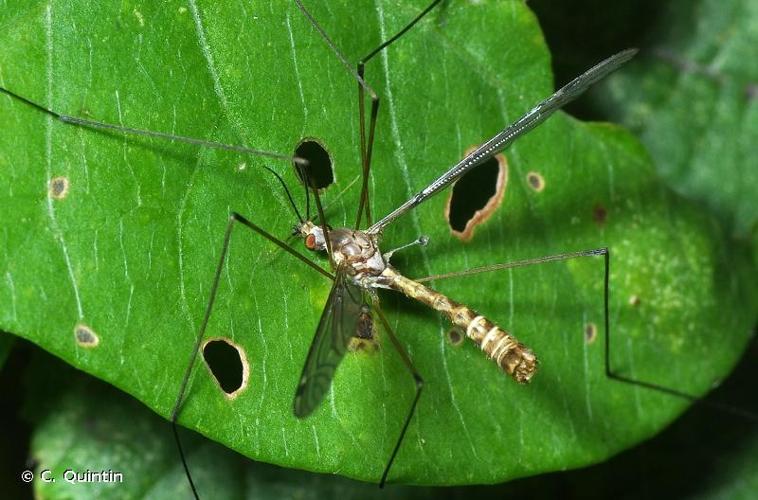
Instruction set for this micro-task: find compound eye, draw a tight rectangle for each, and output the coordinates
[305,234,317,250]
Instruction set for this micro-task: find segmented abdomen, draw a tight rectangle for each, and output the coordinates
[381,267,537,383]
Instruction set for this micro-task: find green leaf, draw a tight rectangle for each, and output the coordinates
[17,344,758,499]
[0,0,755,486]
[24,348,435,499]
[591,0,758,238]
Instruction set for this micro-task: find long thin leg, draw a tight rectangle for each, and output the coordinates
[294,174,361,233]
[294,0,377,230]
[0,86,302,164]
[293,0,442,229]
[414,247,608,283]
[355,75,377,229]
[263,165,304,223]
[373,303,424,488]
[417,247,757,421]
[355,0,443,229]
[359,0,444,66]
[309,182,334,266]
[170,212,333,499]
[598,252,756,421]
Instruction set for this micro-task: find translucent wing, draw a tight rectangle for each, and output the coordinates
[293,270,366,417]
[368,48,638,233]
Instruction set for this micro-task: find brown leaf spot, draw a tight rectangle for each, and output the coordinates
[75,324,99,348]
[49,176,70,200]
[584,323,598,344]
[447,326,465,347]
[593,204,608,225]
[526,171,545,192]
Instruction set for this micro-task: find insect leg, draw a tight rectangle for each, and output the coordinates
[416,248,758,420]
[0,86,300,164]
[373,303,424,488]
[293,0,443,229]
[170,212,333,499]
[354,0,444,228]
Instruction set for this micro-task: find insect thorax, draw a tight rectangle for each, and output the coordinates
[329,228,386,279]
[297,222,386,280]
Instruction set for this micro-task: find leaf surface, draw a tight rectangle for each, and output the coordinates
[592,0,758,238]
[0,0,754,485]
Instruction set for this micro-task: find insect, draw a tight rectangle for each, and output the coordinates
[2,1,756,498]
[277,6,633,489]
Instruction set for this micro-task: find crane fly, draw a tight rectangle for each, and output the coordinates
[285,47,635,485]
[154,0,637,486]
[2,1,755,498]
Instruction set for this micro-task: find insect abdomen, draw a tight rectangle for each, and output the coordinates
[382,267,537,383]
[461,313,537,383]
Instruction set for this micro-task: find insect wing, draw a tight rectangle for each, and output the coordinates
[473,49,638,156]
[293,271,364,417]
[366,49,638,233]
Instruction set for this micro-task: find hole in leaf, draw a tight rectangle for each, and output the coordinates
[74,324,99,348]
[294,139,334,189]
[445,149,507,241]
[202,338,248,397]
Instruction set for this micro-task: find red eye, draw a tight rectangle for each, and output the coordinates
[305,234,316,250]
